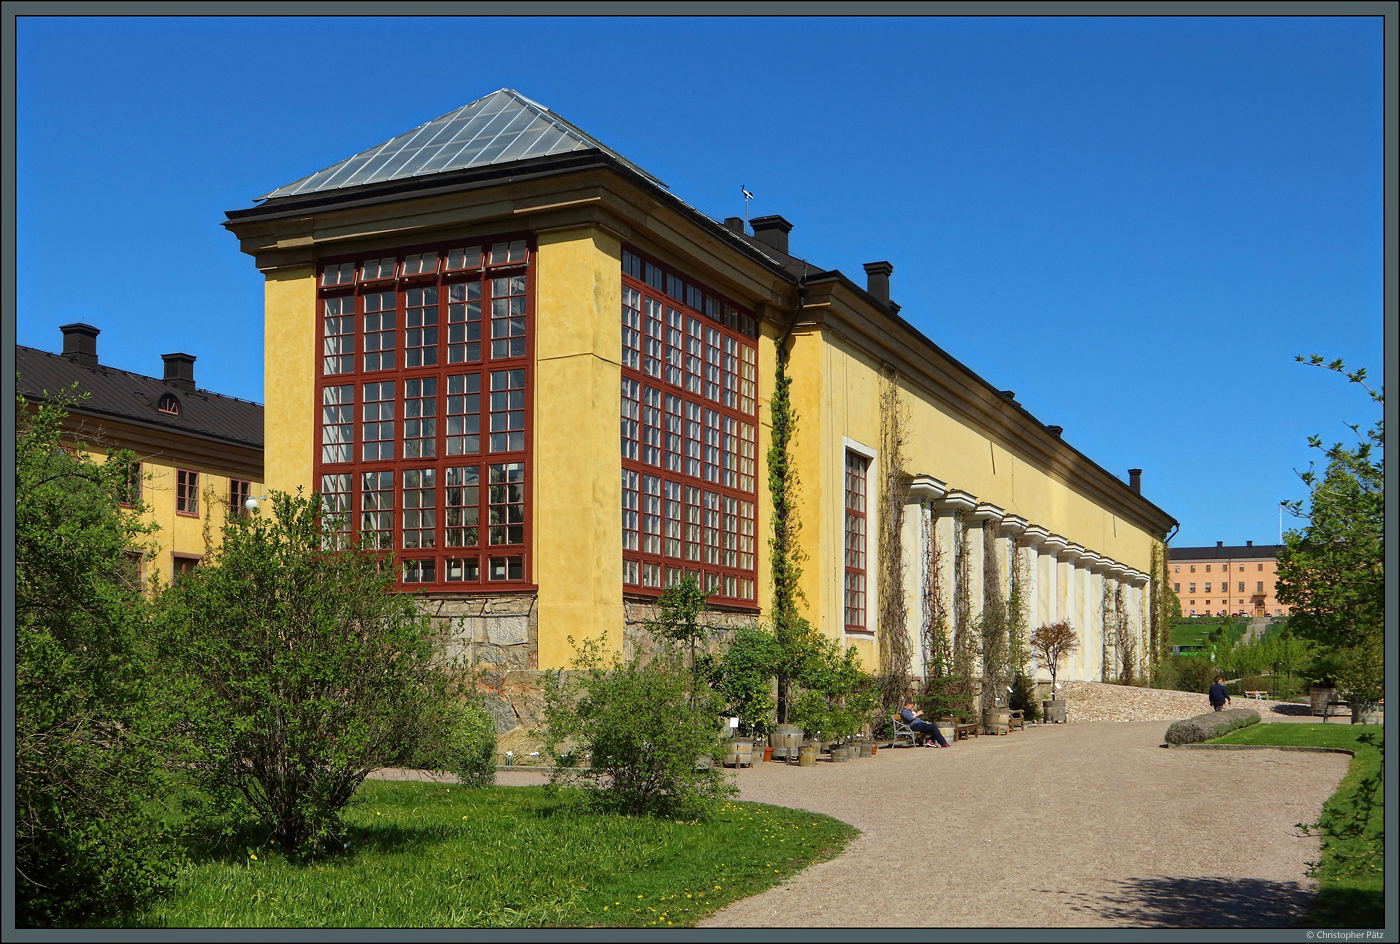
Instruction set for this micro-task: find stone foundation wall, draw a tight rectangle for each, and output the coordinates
[417,594,763,740]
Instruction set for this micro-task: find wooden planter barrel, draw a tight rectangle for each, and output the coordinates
[723,737,753,768]
[982,707,1011,736]
[1042,699,1067,724]
[770,724,803,760]
[797,740,819,767]
[1310,687,1338,717]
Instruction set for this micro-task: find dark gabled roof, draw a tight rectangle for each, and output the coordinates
[1169,544,1281,560]
[16,346,263,450]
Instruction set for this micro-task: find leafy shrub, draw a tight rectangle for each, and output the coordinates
[541,637,736,819]
[1164,708,1260,745]
[15,395,179,925]
[404,696,498,787]
[156,491,471,854]
[1152,654,1217,695]
[713,626,780,739]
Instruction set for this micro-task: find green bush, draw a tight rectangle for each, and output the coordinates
[713,626,780,739]
[403,696,498,787]
[1152,654,1218,695]
[15,395,179,925]
[155,491,472,854]
[542,637,736,819]
[1164,708,1260,745]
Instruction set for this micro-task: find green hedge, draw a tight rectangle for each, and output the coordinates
[1164,708,1260,745]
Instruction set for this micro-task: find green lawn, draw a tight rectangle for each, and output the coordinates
[1211,723,1383,928]
[110,781,856,928]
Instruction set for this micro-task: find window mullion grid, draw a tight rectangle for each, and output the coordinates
[621,259,756,605]
[313,239,533,590]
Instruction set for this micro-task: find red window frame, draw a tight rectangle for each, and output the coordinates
[117,458,141,507]
[620,246,758,608]
[229,478,251,517]
[314,235,534,591]
[176,469,199,516]
[843,451,868,632]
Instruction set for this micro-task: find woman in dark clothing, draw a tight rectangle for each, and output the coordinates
[900,702,950,747]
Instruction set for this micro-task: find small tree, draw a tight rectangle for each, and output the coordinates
[1277,357,1383,719]
[156,490,481,853]
[15,393,177,925]
[647,575,715,707]
[714,626,781,739]
[1030,621,1079,697]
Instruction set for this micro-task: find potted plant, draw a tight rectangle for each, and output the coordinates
[1030,621,1078,723]
[714,626,780,754]
[1304,650,1343,717]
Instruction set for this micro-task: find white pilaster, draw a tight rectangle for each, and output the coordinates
[1058,543,1084,681]
[934,489,977,652]
[905,475,947,679]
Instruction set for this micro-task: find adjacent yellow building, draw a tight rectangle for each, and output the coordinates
[224,89,1176,730]
[18,323,265,587]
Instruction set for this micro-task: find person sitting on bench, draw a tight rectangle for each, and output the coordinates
[899,702,950,748]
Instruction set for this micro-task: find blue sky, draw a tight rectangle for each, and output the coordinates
[14,14,1385,549]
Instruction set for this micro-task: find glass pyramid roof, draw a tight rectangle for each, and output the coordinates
[259,88,665,201]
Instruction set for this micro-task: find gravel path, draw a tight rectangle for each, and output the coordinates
[694,721,1347,928]
[374,685,1355,928]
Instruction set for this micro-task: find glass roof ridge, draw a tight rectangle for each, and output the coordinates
[256,88,667,202]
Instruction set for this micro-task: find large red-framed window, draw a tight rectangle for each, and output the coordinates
[843,451,868,631]
[314,236,533,590]
[621,247,758,606]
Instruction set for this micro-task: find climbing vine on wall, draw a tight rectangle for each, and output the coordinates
[1007,539,1031,675]
[978,521,1011,711]
[876,368,911,715]
[1149,541,1174,683]
[950,511,978,706]
[767,343,819,723]
[1100,577,1115,683]
[1113,580,1135,684]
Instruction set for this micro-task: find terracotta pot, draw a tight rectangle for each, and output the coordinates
[761,745,774,762]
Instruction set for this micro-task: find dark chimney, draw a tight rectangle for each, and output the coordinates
[1047,425,1063,438]
[1246,540,1253,547]
[60,323,100,367]
[1128,469,1142,494]
[863,261,893,304]
[1001,391,1016,401]
[723,216,744,234]
[1216,541,1223,548]
[750,214,792,255]
[162,353,196,392]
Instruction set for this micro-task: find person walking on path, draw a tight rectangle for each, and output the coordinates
[900,701,950,747]
[1209,675,1231,712]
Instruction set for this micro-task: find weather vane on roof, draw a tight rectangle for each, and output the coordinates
[741,185,754,230]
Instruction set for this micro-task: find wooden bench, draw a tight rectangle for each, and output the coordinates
[1244,690,1267,701]
[1008,709,1025,731]
[954,722,979,741]
[1323,701,1351,723]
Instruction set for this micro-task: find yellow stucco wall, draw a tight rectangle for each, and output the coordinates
[789,327,1160,662]
[533,226,624,669]
[93,451,262,587]
[263,266,317,496]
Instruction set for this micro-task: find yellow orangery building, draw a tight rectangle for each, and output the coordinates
[225,90,1176,730]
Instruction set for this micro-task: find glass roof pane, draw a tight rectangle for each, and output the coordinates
[257,88,665,201]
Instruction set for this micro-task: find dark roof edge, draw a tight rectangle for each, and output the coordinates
[19,392,264,452]
[226,151,800,286]
[230,156,1174,534]
[803,272,1179,535]
[1169,545,1283,557]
